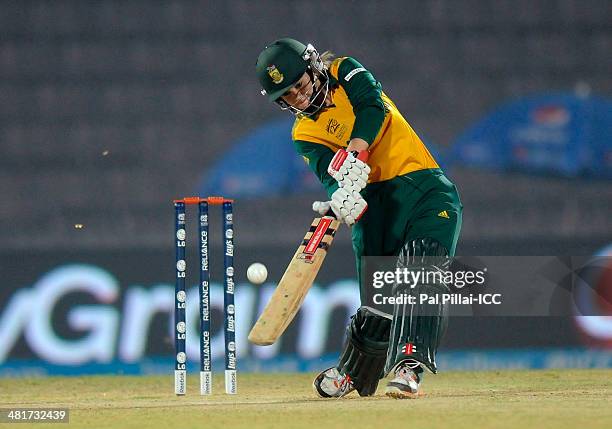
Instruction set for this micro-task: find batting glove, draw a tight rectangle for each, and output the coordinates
[312,189,368,226]
[327,149,370,192]
[312,200,333,216]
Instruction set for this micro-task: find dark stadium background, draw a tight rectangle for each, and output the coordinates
[1,1,610,375]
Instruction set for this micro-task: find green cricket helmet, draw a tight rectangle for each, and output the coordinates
[256,38,329,115]
[256,38,309,101]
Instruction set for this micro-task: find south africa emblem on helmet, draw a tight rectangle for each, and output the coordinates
[267,65,284,84]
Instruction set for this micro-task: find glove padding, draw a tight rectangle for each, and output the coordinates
[327,149,370,192]
[312,188,368,226]
[312,200,332,216]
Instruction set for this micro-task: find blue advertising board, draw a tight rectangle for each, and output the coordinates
[450,93,612,178]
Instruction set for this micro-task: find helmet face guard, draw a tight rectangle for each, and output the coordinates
[273,66,330,117]
[256,39,330,117]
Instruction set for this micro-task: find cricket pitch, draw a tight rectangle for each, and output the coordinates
[1,369,610,429]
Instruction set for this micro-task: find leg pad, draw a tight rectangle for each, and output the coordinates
[385,238,451,374]
[338,307,391,396]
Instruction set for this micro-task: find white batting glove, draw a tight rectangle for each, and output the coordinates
[323,188,367,226]
[313,194,366,225]
[327,149,370,192]
[312,200,332,216]
[330,188,368,225]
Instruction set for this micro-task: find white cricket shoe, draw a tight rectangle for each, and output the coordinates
[385,360,423,399]
[313,367,355,398]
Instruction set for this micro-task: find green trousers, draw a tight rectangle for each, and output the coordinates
[352,168,463,302]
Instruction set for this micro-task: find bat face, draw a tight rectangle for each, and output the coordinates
[248,215,340,346]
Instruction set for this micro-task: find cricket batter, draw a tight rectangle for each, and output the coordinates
[256,38,462,398]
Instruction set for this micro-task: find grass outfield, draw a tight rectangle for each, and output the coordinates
[1,370,611,429]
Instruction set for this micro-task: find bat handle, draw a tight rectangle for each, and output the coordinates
[323,207,336,219]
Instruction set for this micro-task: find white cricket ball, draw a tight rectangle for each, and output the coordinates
[247,263,268,285]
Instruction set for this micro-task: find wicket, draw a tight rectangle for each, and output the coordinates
[173,196,236,396]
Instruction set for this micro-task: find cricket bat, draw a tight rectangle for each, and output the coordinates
[248,213,340,346]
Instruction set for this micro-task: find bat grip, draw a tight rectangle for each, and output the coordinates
[323,207,336,219]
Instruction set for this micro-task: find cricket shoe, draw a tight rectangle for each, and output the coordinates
[313,367,355,398]
[385,360,424,399]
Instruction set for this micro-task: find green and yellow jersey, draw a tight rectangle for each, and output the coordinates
[293,57,439,196]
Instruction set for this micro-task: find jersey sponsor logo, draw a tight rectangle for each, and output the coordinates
[344,67,366,82]
[266,65,284,84]
[438,210,450,219]
[326,118,341,135]
[326,119,348,141]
